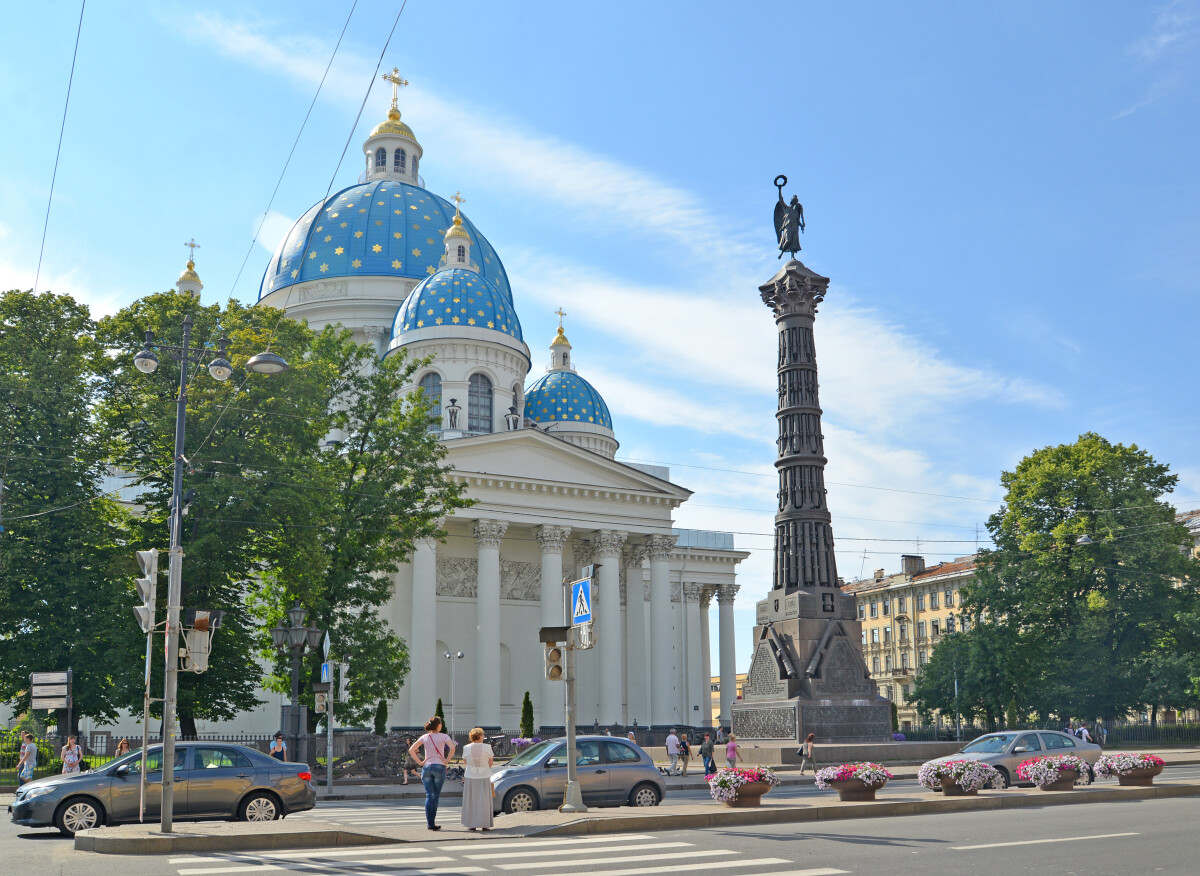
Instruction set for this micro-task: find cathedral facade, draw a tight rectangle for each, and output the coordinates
[255,83,747,731]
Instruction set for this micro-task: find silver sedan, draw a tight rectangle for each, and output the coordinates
[924,730,1103,789]
[8,742,315,835]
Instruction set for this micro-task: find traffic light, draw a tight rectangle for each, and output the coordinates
[545,643,564,681]
[314,691,328,714]
[134,549,159,634]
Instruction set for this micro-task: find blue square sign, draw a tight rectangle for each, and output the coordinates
[571,578,592,626]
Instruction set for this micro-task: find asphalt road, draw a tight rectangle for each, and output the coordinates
[8,771,1200,876]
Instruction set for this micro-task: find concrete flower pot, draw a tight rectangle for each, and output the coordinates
[1117,764,1164,787]
[829,778,886,802]
[1039,769,1079,791]
[940,777,978,796]
[724,780,772,808]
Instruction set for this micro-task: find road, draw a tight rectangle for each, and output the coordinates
[9,783,1200,875]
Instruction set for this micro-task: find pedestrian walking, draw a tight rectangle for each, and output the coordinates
[679,733,691,776]
[269,732,288,762]
[1078,725,1092,743]
[699,732,716,775]
[460,727,494,831]
[725,734,740,768]
[409,715,456,831]
[17,732,37,786]
[61,735,82,775]
[665,728,681,775]
[716,726,727,744]
[798,733,816,774]
[115,738,131,757]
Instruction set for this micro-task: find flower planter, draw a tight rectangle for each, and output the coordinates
[1117,764,1163,787]
[940,777,978,796]
[829,778,886,802]
[1038,769,1079,791]
[724,780,772,808]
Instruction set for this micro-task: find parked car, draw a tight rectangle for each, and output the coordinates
[924,730,1103,789]
[490,735,665,814]
[8,742,315,836]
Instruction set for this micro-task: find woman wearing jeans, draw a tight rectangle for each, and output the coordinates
[409,716,456,830]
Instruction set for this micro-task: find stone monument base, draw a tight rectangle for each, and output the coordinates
[731,697,891,744]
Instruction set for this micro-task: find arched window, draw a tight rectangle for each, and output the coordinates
[394,148,406,172]
[467,373,493,433]
[375,147,387,169]
[419,372,442,430]
[412,154,419,177]
[456,244,465,262]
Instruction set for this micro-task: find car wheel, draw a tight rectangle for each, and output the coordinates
[995,767,1012,789]
[55,797,104,836]
[502,787,539,814]
[629,783,661,807]
[239,792,281,822]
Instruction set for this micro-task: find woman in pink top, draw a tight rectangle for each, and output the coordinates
[408,716,457,830]
[725,734,740,768]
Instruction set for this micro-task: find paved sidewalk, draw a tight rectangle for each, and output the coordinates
[74,776,1200,854]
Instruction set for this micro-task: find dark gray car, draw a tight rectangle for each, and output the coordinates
[490,735,665,814]
[8,743,315,835]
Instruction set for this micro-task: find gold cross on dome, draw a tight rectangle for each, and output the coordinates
[184,238,201,259]
[382,67,409,108]
[555,307,566,328]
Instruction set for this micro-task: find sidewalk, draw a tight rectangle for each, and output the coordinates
[75,777,1200,854]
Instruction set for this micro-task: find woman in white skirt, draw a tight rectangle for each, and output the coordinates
[461,727,495,831]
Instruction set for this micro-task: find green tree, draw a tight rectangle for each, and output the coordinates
[374,700,388,736]
[520,691,534,738]
[962,433,1200,723]
[435,698,445,726]
[0,290,136,730]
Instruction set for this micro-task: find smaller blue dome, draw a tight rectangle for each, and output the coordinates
[391,268,523,343]
[525,370,613,429]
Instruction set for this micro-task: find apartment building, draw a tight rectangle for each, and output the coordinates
[841,554,976,729]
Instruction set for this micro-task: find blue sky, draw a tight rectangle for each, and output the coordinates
[3,1,1198,673]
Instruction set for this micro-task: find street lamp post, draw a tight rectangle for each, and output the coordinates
[133,314,288,833]
[271,603,323,766]
[443,650,465,732]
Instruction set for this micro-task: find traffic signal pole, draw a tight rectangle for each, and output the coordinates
[560,625,585,813]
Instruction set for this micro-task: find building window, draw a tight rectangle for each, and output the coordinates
[872,656,880,674]
[884,627,892,644]
[870,602,878,618]
[871,628,879,644]
[395,148,406,172]
[930,592,939,609]
[898,596,907,613]
[918,620,926,638]
[919,649,928,665]
[375,147,387,168]
[858,604,865,620]
[916,594,925,611]
[885,655,893,671]
[901,652,910,669]
[946,616,956,633]
[456,244,465,262]
[882,684,892,700]
[861,629,867,645]
[882,600,890,616]
[899,624,908,642]
[961,616,971,632]
[418,372,442,429]
[467,373,494,433]
[413,154,419,176]
[945,589,954,607]
[931,619,940,637]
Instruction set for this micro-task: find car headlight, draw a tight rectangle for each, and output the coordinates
[491,770,510,782]
[20,785,56,800]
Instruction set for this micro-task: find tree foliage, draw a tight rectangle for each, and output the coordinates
[521,691,534,738]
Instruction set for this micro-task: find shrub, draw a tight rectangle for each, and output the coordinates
[814,762,893,790]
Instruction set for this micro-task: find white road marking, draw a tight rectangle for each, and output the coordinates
[269,846,432,859]
[537,859,800,876]
[438,833,656,850]
[953,831,1140,850]
[177,867,284,876]
[466,840,691,860]
[497,848,733,870]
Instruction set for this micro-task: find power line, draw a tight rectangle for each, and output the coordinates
[32,0,87,295]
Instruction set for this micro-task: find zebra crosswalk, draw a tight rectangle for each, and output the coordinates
[166,832,851,876]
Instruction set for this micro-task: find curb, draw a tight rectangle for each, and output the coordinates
[526,782,1200,837]
[74,827,398,855]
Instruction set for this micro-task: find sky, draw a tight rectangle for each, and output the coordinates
[3,1,1199,675]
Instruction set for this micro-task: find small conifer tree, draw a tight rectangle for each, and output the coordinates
[520,691,535,738]
[374,700,388,736]
[435,698,446,726]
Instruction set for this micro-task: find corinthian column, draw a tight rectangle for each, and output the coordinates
[683,583,704,727]
[700,587,713,726]
[474,519,508,727]
[594,529,627,725]
[623,543,648,725]
[647,534,677,726]
[717,583,740,727]
[536,524,571,725]
[409,537,438,725]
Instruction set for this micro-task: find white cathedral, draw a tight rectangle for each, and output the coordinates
[202,79,747,732]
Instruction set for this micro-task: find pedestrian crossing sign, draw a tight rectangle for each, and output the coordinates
[571,578,592,625]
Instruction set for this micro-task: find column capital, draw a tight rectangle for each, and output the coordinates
[700,585,715,610]
[594,529,628,558]
[716,583,740,605]
[622,542,647,567]
[535,524,571,554]
[683,582,704,602]
[473,518,508,549]
[646,533,678,562]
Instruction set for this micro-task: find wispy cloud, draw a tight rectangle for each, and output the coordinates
[1117,1,1197,118]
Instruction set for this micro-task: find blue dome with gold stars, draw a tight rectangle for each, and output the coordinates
[392,267,523,344]
[525,370,613,429]
[258,179,511,301]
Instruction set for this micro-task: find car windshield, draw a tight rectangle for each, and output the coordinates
[959,733,1019,753]
[508,740,557,766]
